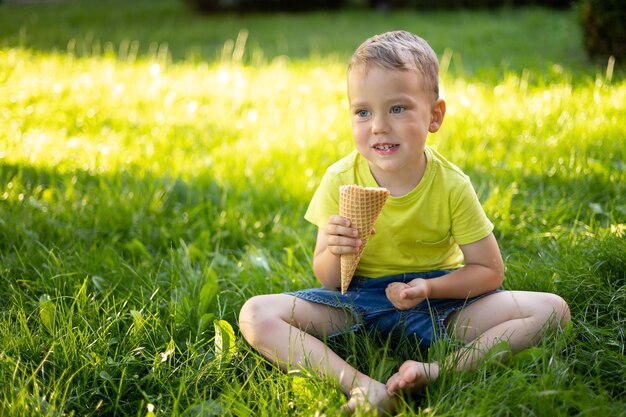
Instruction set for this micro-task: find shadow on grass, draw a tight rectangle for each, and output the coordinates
[0,160,312,303]
[0,159,315,415]
[1,158,625,415]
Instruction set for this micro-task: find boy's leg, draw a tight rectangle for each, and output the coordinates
[387,290,571,393]
[239,294,395,413]
[446,290,571,360]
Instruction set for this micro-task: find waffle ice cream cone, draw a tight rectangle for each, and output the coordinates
[339,185,390,294]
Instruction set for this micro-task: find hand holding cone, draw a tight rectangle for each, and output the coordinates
[339,185,390,294]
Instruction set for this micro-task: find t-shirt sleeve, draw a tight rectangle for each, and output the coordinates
[450,181,494,245]
[304,169,341,228]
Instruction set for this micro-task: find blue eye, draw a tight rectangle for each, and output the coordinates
[390,106,404,114]
[357,109,370,118]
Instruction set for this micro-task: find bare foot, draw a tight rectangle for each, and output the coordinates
[386,361,439,395]
[341,381,397,415]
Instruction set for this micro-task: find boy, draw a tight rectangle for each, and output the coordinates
[239,31,571,414]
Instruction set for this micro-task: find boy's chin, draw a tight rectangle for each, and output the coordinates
[366,160,404,174]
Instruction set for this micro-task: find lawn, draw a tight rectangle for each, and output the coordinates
[0,0,625,416]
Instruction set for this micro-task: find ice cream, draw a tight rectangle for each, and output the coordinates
[339,185,390,294]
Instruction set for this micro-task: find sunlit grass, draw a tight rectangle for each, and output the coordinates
[1,47,349,198]
[3,47,623,198]
[1,3,625,416]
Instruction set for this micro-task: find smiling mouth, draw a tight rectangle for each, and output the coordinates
[373,144,398,151]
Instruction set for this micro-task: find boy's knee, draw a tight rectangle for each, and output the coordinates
[239,296,261,342]
[555,295,571,329]
[543,293,571,329]
[239,296,280,345]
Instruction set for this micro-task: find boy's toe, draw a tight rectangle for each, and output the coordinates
[386,372,403,394]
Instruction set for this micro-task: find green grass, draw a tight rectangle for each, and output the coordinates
[1,0,617,79]
[1,0,625,416]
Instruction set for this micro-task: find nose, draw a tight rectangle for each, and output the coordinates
[372,113,390,135]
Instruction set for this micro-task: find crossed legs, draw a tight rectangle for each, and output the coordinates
[386,290,572,394]
[239,294,395,413]
[239,290,571,414]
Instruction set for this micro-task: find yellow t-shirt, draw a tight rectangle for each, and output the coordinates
[305,146,494,278]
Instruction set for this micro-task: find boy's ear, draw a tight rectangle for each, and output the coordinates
[429,98,446,133]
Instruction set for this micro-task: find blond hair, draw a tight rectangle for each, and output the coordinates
[348,30,440,98]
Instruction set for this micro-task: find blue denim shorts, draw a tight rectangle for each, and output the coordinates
[286,270,499,347]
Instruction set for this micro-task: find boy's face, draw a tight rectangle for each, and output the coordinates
[348,65,444,183]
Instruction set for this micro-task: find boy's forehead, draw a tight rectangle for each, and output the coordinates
[347,65,431,102]
[347,65,425,88]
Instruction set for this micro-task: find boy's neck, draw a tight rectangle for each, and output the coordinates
[368,151,427,197]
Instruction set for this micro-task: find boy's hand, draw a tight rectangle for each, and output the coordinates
[323,215,362,257]
[386,278,430,310]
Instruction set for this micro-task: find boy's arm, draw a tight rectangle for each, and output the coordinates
[386,233,504,309]
[428,232,504,298]
[312,215,362,289]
